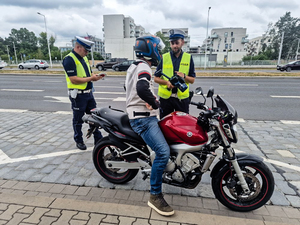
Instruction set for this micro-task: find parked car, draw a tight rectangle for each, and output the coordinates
[0,60,7,69]
[18,59,49,70]
[112,60,135,71]
[96,58,127,71]
[277,60,300,72]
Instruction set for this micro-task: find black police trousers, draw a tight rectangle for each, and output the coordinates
[159,97,190,119]
[69,92,102,144]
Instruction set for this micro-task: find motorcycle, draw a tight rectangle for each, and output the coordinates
[83,87,274,212]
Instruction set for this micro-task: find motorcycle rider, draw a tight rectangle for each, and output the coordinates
[125,36,174,216]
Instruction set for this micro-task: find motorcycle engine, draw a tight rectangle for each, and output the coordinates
[171,153,200,183]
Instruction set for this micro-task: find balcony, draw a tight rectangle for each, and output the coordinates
[210,34,218,39]
[241,37,249,44]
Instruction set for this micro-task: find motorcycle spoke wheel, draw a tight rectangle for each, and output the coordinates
[93,137,139,184]
[212,162,274,212]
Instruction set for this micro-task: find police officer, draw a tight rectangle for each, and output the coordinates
[154,29,196,118]
[63,36,103,150]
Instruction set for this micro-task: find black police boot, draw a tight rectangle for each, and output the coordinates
[76,142,87,150]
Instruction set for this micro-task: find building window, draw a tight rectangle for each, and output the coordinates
[225,44,228,49]
[231,38,235,43]
[224,38,227,43]
[231,32,233,37]
[224,32,228,37]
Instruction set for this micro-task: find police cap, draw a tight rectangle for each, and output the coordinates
[75,36,94,52]
[169,29,185,41]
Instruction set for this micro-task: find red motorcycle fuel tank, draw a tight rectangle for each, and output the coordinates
[158,112,208,145]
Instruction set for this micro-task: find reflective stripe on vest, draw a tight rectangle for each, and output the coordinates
[64,52,91,90]
[158,52,191,99]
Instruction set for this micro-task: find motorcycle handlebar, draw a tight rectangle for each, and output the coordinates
[190,101,208,110]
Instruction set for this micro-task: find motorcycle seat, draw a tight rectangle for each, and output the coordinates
[93,107,144,142]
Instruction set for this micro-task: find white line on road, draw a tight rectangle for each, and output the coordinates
[94,92,125,94]
[271,95,300,98]
[0,89,44,92]
[281,120,300,125]
[0,109,28,113]
[0,148,92,165]
[0,147,300,173]
[220,84,258,86]
[113,97,126,101]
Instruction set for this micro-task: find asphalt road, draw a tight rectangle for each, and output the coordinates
[0,74,300,121]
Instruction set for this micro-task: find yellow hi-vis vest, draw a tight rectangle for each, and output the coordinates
[64,52,91,90]
[158,52,191,99]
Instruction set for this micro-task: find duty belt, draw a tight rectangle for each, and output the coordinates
[133,111,150,117]
[69,89,92,94]
[170,93,178,98]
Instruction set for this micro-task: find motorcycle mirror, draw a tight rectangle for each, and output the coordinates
[207,87,214,108]
[195,87,203,95]
[207,87,214,98]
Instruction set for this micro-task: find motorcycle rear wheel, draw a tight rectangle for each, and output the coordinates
[93,137,139,184]
[212,161,274,212]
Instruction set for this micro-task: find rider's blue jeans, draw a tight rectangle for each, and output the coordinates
[129,116,170,195]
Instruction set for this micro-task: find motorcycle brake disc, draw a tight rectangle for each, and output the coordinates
[229,172,261,202]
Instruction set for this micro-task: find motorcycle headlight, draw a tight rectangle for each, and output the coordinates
[223,124,238,143]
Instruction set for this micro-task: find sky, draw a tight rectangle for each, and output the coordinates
[0,0,299,47]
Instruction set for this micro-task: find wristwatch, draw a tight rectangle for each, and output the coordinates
[183,73,186,79]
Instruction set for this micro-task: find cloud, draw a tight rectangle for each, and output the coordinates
[0,0,102,9]
[0,0,299,47]
[248,0,298,10]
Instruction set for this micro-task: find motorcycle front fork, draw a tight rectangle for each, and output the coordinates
[226,147,251,194]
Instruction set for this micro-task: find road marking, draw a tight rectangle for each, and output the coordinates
[220,84,258,86]
[1,146,300,173]
[0,109,28,113]
[94,92,125,94]
[271,95,300,99]
[0,89,44,92]
[113,97,126,101]
[44,96,69,103]
[233,149,300,172]
[44,96,117,103]
[264,158,300,172]
[281,120,300,124]
[0,148,92,165]
[54,111,72,115]
[95,97,114,100]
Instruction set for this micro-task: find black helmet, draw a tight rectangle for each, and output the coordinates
[134,36,165,66]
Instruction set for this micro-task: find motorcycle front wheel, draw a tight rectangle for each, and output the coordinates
[212,161,274,212]
[93,136,139,184]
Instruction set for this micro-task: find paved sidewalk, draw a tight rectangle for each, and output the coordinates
[0,180,300,225]
[0,110,300,224]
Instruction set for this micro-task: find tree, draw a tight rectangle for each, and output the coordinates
[5,28,38,61]
[38,32,48,56]
[261,12,300,60]
[155,31,170,54]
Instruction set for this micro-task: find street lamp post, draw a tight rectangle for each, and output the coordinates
[204,7,211,70]
[37,12,52,68]
[296,38,300,60]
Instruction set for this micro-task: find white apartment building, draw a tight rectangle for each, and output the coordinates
[103,14,147,60]
[205,27,249,64]
[161,28,190,52]
[247,36,263,56]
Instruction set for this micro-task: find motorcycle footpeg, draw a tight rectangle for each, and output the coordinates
[141,171,150,180]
